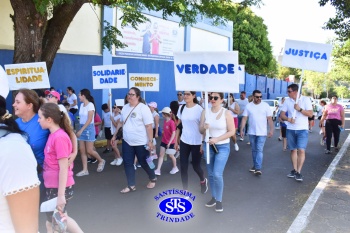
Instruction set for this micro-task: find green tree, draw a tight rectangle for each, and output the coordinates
[330,39,350,82]
[277,65,301,81]
[9,0,262,74]
[303,70,326,98]
[230,7,277,77]
[319,0,350,41]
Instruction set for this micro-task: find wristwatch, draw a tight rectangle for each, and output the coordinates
[299,108,303,112]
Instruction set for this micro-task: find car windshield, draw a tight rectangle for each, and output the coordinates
[264,101,274,107]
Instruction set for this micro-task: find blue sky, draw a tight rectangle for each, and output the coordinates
[251,0,336,56]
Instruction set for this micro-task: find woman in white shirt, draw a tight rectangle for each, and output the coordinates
[75,89,105,176]
[200,92,235,212]
[0,95,40,233]
[175,91,207,194]
[111,87,156,193]
[228,93,240,151]
[65,87,78,115]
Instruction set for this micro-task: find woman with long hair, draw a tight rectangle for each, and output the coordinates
[228,93,240,151]
[38,103,83,233]
[200,92,235,212]
[76,89,105,176]
[0,95,40,232]
[320,95,345,154]
[175,91,208,194]
[64,87,78,115]
[111,87,156,193]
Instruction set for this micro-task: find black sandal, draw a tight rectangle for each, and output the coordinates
[120,186,136,194]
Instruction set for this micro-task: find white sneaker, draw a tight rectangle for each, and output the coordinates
[170,167,179,174]
[239,137,244,141]
[116,158,123,166]
[76,170,89,177]
[155,170,161,176]
[110,159,118,165]
[234,143,239,151]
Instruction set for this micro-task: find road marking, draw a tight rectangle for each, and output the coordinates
[287,133,350,233]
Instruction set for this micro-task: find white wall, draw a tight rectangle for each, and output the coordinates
[0,1,14,49]
[190,27,228,51]
[0,2,101,55]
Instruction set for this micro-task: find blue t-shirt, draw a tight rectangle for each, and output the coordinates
[16,114,49,167]
[68,111,75,127]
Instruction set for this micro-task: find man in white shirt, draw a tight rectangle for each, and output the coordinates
[280,84,313,182]
[240,90,274,175]
[236,91,249,141]
[177,91,186,105]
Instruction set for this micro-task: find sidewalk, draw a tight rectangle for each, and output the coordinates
[288,134,350,233]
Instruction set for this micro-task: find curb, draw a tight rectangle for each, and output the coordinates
[287,133,350,233]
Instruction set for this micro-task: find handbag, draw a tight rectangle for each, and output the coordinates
[116,103,139,139]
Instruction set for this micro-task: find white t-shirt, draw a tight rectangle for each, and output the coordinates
[178,100,186,105]
[111,113,121,134]
[229,102,238,118]
[79,102,95,125]
[102,111,112,128]
[67,93,78,110]
[121,103,154,146]
[207,108,229,144]
[151,111,159,129]
[58,104,71,125]
[177,104,203,145]
[243,102,272,136]
[281,96,312,130]
[0,133,40,233]
[236,98,249,116]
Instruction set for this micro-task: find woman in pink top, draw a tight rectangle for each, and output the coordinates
[38,103,83,233]
[320,95,345,154]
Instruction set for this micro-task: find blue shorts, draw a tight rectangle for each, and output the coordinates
[286,129,308,150]
[78,124,96,142]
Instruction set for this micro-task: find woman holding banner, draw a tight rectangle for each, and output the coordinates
[175,91,208,194]
[199,92,235,212]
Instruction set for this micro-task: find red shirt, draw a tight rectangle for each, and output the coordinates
[161,119,176,144]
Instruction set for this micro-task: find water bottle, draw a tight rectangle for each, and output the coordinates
[338,125,345,132]
[146,156,155,169]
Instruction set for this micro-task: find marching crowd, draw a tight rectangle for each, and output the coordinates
[0,83,345,232]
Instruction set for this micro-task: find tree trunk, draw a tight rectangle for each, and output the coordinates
[10,0,87,74]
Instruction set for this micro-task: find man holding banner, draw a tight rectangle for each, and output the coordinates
[280,84,313,182]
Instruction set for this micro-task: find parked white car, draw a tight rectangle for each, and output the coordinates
[262,99,279,121]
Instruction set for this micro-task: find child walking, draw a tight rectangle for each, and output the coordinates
[110,105,123,166]
[38,103,83,233]
[154,107,179,175]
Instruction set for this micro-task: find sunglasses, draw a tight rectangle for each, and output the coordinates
[47,94,56,98]
[254,96,262,99]
[209,96,219,101]
[287,90,294,93]
[113,106,116,109]
[127,93,136,96]
[177,94,182,96]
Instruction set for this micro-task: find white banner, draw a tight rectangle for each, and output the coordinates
[92,64,128,89]
[282,40,332,73]
[238,65,245,84]
[0,65,9,98]
[129,73,159,92]
[5,62,50,90]
[174,51,239,93]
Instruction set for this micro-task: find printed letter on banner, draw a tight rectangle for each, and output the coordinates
[174,51,239,93]
[282,40,332,73]
[129,73,159,92]
[92,64,128,89]
[5,62,50,90]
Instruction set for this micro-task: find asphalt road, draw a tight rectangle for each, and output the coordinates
[39,111,350,233]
